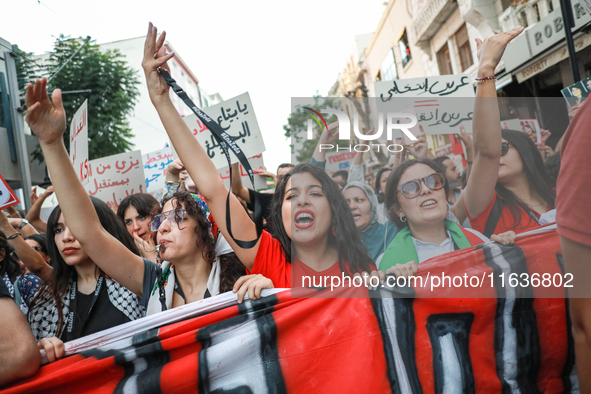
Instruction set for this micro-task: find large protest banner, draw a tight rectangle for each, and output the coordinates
[142,147,174,193]
[69,100,90,186]
[84,150,146,211]
[182,92,265,169]
[218,154,268,190]
[374,75,475,137]
[2,226,578,394]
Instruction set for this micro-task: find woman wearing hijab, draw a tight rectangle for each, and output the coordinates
[342,182,397,263]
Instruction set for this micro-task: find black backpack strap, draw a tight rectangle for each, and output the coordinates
[158,68,263,248]
[483,197,505,238]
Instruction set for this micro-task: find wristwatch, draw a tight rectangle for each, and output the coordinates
[18,219,29,229]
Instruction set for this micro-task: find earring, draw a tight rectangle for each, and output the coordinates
[400,214,407,223]
[332,226,336,236]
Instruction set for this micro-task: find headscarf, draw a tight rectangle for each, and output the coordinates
[342,181,378,229]
[342,181,397,262]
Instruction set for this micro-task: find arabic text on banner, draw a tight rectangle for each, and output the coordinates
[69,100,90,186]
[142,147,174,193]
[181,92,266,169]
[84,150,146,211]
[374,75,475,136]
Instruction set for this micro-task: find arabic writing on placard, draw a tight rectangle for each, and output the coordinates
[85,150,146,211]
[378,76,472,102]
[69,100,90,186]
[182,92,266,169]
[142,147,174,193]
[412,100,473,128]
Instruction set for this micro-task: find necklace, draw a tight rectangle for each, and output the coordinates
[80,277,98,295]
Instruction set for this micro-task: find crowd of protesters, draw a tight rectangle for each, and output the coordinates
[1,23,591,390]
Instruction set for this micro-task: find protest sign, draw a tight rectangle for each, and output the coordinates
[218,154,268,190]
[520,119,542,144]
[375,75,475,137]
[561,76,591,107]
[182,92,265,169]
[85,150,145,211]
[326,151,356,174]
[142,147,173,193]
[0,173,20,210]
[501,118,521,130]
[69,100,90,186]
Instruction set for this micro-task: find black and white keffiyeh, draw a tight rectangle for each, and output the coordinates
[28,278,144,342]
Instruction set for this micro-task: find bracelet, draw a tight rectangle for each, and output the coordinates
[466,161,473,164]
[7,232,21,241]
[475,76,496,83]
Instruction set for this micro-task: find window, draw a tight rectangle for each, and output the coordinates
[547,0,554,12]
[437,44,453,75]
[519,11,528,28]
[381,49,398,81]
[455,24,473,71]
[398,30,412,68]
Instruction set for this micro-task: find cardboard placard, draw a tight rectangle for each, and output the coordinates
[218,154,268,191]
[85,150,146,211]
[182,92,265,169]
[69,100,90,186]
[142,147,174,193]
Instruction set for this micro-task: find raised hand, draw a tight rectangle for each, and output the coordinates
[540,129,551,145]
[319,121,339,145]
[455,124,473,146]
[475,26,524,75]
[25,78,66,146]
[142,22,176,104]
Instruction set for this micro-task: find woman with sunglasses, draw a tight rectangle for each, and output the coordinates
[142,24,375,288]
[24,77,271,321]
[461,27,555,237]
[378,159,515,273]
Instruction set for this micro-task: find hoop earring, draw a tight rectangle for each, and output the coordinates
[400,214,407,223]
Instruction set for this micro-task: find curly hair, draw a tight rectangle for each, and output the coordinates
[384,159,450,229]
[154,192,245,293]
[29,196,140,336]
[0,229,21,283]
[268,163,372,274]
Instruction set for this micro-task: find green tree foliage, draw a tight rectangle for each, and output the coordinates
[31,35,140,163]
[283,95,339,163]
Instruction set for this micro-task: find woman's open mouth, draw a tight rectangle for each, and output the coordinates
[420,199,438,209]
[294,209,315,229]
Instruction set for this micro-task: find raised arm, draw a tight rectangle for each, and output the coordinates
[25,78,145,297]
[142,23,259,269]
[230,162,252,203]
[452,27,524,220]
[311,121,339,164]
[0,212,51,282]
[25,186,54,234]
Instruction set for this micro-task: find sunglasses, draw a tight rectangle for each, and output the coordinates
[501,141,510,156]
[397,173,446,199]
[150,209,187,232]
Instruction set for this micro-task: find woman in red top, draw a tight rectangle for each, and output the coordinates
[462,26,555,237]
[142,24,373,289]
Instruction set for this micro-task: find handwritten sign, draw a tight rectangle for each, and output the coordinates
[326,152,356,174]
[142,147,173,193]
[0,173,20,210]
[375,76,475,137]
[84,150,146,211]
[218,154,268,191]
[182,92,265,169]
[375,75,474,100]
[69,100,90,186]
